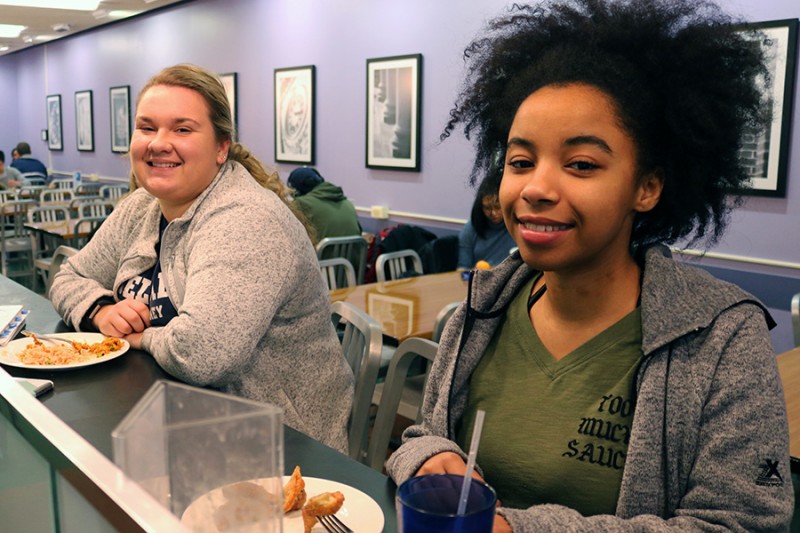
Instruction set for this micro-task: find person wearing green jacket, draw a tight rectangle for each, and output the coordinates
[288,167,361,241]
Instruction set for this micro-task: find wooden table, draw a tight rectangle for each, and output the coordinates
[777,347,800,459]
[0,275,398,531]
[330,271,468,342]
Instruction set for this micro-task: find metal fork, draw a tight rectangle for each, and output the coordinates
[21,331,74,344]
[317,514,354,533]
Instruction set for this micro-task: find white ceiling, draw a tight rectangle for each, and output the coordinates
[0,0,190,57]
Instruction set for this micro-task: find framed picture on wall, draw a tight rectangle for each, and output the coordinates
[274,65,315,164]
[46,94,63,151]
[75,90,94,152]
[366,54,422,171]
[220,72,238,139]
[110,85,131,153]
[736,18,798,197]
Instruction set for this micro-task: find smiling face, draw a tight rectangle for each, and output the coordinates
[500,83,662,277]
[130,84,230,220]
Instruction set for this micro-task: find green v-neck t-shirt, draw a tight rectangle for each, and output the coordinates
[457,277,643,515]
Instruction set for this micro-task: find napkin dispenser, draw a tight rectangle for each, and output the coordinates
[112,380,283,531]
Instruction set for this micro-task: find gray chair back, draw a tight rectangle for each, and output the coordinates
[99,184,129,201]
[45,245,78,296]
[367,337,438,471]
[331,301,383,463]
[40,189,74,204]
[316,235,368,285]
[376,249,423,283]
[432,302,460,343]
[79,200,114,218]
[1,199,36,283]
[72,216,106,248]
[319,257,357,290]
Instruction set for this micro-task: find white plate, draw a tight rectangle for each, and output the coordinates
[181,475,384,533]
[0,332,130,370]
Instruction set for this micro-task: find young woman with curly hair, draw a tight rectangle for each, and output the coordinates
[386,1,792,530]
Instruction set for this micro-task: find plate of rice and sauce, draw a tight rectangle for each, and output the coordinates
[0,332,130,371]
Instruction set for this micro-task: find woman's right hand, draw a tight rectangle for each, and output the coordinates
[94,300,150,338]
[415,452,485,480]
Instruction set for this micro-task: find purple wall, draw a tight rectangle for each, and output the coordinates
[0,0,798,341]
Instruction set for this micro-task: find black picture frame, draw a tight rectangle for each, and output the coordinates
[220,72,238,139]
[110,85,131,154]
[46,94,63,151]
[274,65,315,164]
[75,90,94,152]
[366,54,422,171]
[737,18,798,197]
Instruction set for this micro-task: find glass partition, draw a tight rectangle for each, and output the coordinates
[0,369,184,531]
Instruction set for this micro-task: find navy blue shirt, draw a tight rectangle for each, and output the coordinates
[116,216,178,326]
[10,156,48,177]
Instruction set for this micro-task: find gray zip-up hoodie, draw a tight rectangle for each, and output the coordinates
[50,162,353,453]
[386,245,792,531]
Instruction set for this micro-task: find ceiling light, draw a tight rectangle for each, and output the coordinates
[34,34,57,42]
[22,35,33,43]
[107,10,140,19]
[0,1,101,10]
[0,24,26,38]
[0,46,10,51]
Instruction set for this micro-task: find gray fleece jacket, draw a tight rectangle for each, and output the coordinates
[386,245,792,531]
[50,162,353,453]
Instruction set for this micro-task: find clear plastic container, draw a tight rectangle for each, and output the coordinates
[112,380,284,532]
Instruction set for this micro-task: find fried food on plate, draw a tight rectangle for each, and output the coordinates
[283,465,307,513]
[302,491,345,533]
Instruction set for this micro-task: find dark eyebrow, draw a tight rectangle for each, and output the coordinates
[565,135,612,154]
[506,137,534,149]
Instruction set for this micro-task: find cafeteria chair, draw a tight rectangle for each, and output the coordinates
[792,293,800,348]
[40,189,74,204]
[78,200,114,218]
[319,257,357,290]
[432,301,460,343]
[317,235,369,285]
[75,182,103,196]
[17,185,47,201]
[28,206,70,289]
[367,337,439,471]
[331,301,383,464]
[1,199,36,287]
[45,245,78,295]
[71,216,106,248]
[0,190,16,203]
[52,178,76,190]
[376,249,423,283]
[99,184,129,201]
[20,172,47,187]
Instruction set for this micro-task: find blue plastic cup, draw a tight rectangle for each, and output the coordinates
[396,474,497,533]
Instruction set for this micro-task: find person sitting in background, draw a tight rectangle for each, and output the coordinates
[386,0,791,530]
[458,176,516,269]
[50,64,353,453]
[288,167,361,242]
[0,150,23,189]
[10,142,48,179]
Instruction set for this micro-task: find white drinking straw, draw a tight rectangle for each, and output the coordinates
[457,409,486,516]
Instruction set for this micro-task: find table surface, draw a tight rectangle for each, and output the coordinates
[330,271,468,342]
[0,275,398,531]
[26,218,85,239]
[777,347,800,459]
